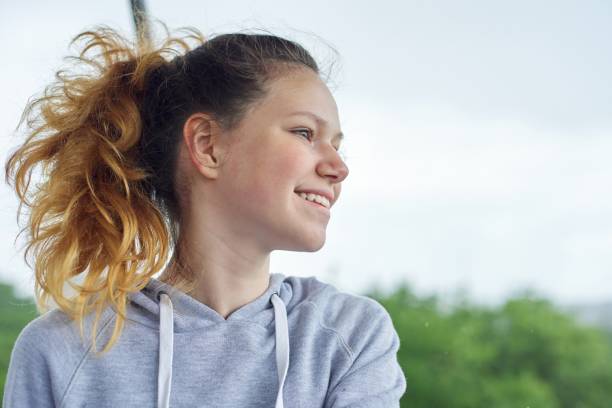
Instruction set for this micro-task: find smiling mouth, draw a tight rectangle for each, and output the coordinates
[294,192,330,212]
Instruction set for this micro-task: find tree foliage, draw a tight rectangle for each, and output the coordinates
[0,282,38,395]
[367,283,612,407]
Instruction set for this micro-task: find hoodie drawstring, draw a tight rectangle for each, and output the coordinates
[157,291,289,408]
[158,292,174,408]
[270,292,289,408]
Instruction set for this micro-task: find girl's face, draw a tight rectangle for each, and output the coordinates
[216,67,349,253]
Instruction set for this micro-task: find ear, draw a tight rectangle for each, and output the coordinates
[182,113,226,180]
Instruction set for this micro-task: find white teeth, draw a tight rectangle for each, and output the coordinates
[296,192,330,208]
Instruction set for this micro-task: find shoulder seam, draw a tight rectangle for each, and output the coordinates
[305,300,355,361]
[58,309,117,408]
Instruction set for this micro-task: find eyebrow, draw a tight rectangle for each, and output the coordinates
[287,111,344,142]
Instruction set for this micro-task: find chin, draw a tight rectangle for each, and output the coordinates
[279,233,326,252]
[303,233,327,252]
[304,240,325,252]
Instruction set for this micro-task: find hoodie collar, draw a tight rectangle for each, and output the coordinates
[127,272,293,332]
[147,273,291,408]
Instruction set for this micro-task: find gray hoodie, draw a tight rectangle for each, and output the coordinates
[3,273,406,407]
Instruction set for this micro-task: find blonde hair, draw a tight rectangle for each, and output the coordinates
[4,24,204,356]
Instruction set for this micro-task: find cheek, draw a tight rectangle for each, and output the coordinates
[234,143,306,205]
[259,140,306,182]
[275,149,305,177]
[258,155,303,205]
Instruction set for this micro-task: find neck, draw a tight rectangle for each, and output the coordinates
[159,238,272,320]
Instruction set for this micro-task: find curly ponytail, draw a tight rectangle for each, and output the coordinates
[4,24,204,355]
[4,21,326,356]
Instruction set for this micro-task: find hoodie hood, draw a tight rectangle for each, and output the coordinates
[128,273,292,408]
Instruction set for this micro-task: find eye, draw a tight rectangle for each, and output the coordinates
[292,128,313,141]
[293,128,344,155]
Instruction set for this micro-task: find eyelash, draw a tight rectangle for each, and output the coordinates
[293,128,340,152]
[293,128,313,140]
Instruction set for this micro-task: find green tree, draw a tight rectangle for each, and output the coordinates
[368,283,612,408]
[0,282,38,395]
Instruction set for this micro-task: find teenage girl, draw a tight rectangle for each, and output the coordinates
[2,22,406,407]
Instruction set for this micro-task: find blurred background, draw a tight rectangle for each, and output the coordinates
[1,0,611,406]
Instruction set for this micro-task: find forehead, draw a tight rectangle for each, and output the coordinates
[255,69,341,128]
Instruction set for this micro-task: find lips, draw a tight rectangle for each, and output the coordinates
[295,192,330,213]
[293,189,334,205]
[296,194,326,207]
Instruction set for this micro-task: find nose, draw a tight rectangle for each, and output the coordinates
[317,144,349,183]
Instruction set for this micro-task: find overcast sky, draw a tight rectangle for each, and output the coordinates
[1,0,610,306]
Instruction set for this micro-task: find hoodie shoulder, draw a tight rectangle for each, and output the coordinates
[297,279,407,404]
[15,305,115,352]
[285,275,391,345]
[10,307,89,357]
[3,306,116,407]
[297,277,394,357]
[282,274,330,305]
[298,275,386,315]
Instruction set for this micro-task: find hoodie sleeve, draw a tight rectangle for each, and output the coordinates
[2,321,56,408]
[323,303,407,408]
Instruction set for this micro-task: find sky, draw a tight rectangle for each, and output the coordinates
[0,0,610,306]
